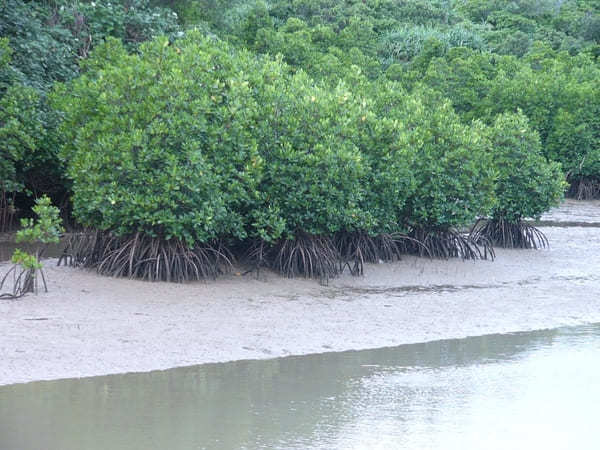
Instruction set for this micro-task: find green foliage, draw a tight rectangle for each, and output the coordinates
[267,0,455,31]
[251,70,371,240]
[161,0,250,29]
[237,1,273,46]
[10,194,63,271]
[0,0,182,224]
[0,0,78,91]
[547,106,600,181]
[397,90,496,230]
[486,29,532,57]
[0,37,12,74]
[54,25,573,266]
[6,0,600,275]
[421,48,499,116]
[484,51,600,181]
[10,248,42,271]
[57,0,180,51]
[16,196,64,245]
[0,81,67,228]
[417,46,600,190]
[247,16,382,81]
[379,24,486,65]
[55,32,388,245]
[485,112,565,221]
[53,33,266,245]
[0,0,180,91]
[3,196,63,296]
[0,84,44,194]
[352,81,415,234]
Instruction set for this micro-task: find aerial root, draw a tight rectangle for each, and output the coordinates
[239,238,269,277]
[56,225,503,283]
[470,219,548,249]
[270,233,340,282]
[335,231,404,276]
[59,231,233,282]
[0,264,46,300]
[567,177,600,200]
[403,227,494,260]
[1,247,47,300]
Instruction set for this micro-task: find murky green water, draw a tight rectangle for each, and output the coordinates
[1,324,599,450]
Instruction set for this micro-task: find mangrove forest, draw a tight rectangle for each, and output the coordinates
[2,0,599,282]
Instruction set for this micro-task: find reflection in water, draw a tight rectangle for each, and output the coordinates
[1,324,599,450]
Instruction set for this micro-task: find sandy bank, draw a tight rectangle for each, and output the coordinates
[1,225,600,386]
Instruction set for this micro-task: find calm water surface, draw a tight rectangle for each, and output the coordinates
[539,198,600,224]
[1,324,599,450]
[0,238,65,262]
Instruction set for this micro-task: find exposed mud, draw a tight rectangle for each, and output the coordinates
[1,202,599,386]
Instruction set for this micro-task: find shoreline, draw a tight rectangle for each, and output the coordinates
[2,223,600,387]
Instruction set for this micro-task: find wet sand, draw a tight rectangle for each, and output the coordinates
[2,205,600,386]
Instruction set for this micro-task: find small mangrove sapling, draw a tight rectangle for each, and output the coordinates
[0,196,64,299]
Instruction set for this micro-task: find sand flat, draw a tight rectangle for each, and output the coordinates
[2,224,600,386]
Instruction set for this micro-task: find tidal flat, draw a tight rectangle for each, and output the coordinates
[1,202,599,386]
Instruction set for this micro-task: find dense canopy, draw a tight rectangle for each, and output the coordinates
[5,0,595,279]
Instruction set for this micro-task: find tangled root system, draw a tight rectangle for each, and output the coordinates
[470,218,548,249]
[335,231,402,276]
[567,177,600,200]
[239,238,270,277]
[58,230,105,268]
[1,247,47,300]
[0,264,45,300]
[403,227,494,260]
[59,231,233,282]
[270,233,340,281]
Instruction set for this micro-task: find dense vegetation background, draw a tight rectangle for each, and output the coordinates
[2,0,597,279]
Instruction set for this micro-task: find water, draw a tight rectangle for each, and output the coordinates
[539,198,600,225]
[0,237,65,262]
[1,324,599,450]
